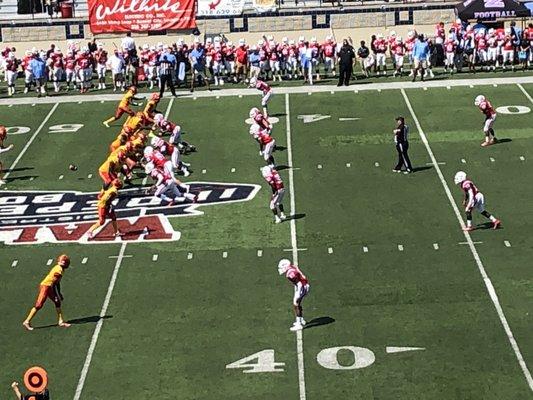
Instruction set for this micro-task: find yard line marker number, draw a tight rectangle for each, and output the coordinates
[74,242,129,400]
[286,93,307,400]
[402,88,533,392]
[2,103,59,185]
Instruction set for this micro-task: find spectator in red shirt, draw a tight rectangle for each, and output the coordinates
[235,39,248,83]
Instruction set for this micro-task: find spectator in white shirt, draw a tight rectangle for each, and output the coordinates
[108,50,125,91]
[121,32,136,56]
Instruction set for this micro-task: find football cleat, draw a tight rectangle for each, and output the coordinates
[274,216,282,224]
[480,141,491,147]
[463,226,475,232]
[290,323,303,332]
[22,321,34,331]
[280,213,287,220]
[58,321,71,328]
[493,219,501,230]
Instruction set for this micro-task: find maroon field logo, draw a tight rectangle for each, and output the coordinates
[0,182,260,245]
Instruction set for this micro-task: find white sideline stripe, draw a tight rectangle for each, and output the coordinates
[74,242,128,400]
[2,103,58,183]
[517,83,533,105]
[401,88,533,392]
[286,93,307,400]
[11,260,18,267]
[504,240,511,248]
[3,76,533,107]
[81,257,88,265]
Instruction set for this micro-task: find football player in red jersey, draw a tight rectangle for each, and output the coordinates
[454,171,501,231]
[250,124,275,167]
[474,95,497,147]
[278,259,310,331]
[261,165,286,224]
[249,78,273,116]
[0,125,14,185]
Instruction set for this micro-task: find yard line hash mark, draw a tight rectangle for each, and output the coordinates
[520,156,525,161]
[222,251,228,258]
[74,242,128,400]
[46,259,53,266]
[402,88,533,392]
[363,246,369,253]
[152,254,158,261]
[1,103,58,185]
[328,247,333,254]
[433,243,439,250]
[398,244,404,251]
[11,260,18,267]
[504,241,511,248]
[257,250,263,257]
[187,253,193,260]
[81,257,88,264]
[286,93,307,400]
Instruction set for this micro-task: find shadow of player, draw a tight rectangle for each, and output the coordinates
[304,316,335,330]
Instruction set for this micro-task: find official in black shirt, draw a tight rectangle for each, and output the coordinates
[337,39,355,86]
[392,116,413,174]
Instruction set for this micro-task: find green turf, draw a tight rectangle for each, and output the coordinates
[1,81,532,400]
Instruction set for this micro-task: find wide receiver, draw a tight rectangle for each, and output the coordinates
[23,254,72,331]
[261,165,286,223]
[474,95,498,147]
[278,259,310,332]
[454,171,501,231]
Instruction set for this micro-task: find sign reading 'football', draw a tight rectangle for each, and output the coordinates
[87,0,196,34]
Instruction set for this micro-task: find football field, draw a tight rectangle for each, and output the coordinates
[1,77,533,399]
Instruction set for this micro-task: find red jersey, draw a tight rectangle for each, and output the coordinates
[478,100,496,118]
[254,113,270,130]
[148,150,167,169]
[264,170,284,191]
[96,49,108,65]
[285,264,308,286]
[253,128,273,145]
[526,27,533,41]
[236,46,248,64]
[460,179,479,200]
[476,36,487,51]
[255,80,271,95]
[444,39,456,53]
[373,39,387,53]
[322,42,335,57]
[157,119,177,134]
[5,58,19,72]
[503,37,514,51]
[393,42,405,56]
[76,54,90,69]
[64,54,75,70]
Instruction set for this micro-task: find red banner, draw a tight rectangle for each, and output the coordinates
[88,0,196,34]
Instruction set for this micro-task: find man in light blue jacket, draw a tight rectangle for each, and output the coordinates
[29,55,47,96]
[412,34,429,82]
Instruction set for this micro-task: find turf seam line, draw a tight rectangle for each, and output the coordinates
[73,242,128,400]
[401,88,533,393]
[286,93,307,400]
[1,103,59,185]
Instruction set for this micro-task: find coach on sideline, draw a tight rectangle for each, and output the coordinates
[392,116,413,174]
[157,46,177,97]
[337,38,356,86]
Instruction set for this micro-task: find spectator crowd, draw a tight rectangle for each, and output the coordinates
[1,20,533,96]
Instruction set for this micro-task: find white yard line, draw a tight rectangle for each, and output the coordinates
[73,242,128,400]
[286,93,307,400]
[401,88,533,392]
[517,83,533,105]
[2,76,533,107]
[2,103,58,184]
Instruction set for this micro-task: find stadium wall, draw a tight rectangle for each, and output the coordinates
[0,5,458,51]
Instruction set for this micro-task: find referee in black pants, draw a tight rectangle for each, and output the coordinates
[157,49,177,97]
[392,116,413,174]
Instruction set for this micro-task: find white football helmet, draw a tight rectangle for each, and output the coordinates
[238,38,245,45]
[505,27,511,34]
[389,30,396,37]
[396,36,402,43]
[474,95,485,106]
[260,165,272,178]
[150,46,156,51]
[142,44,149,50]
[326,35,332,42]
[278,259,291,275]
[377,33,384,39]
[258,39,264,46]
[311,36,317,43]
[206,37,212,44]
[214,36,221,43]
[282,37,288,43]
[143,146,154,158]
[154,113,164,124]
[249,77,257,87]
[454,171,467,185]
[298,36,305,42]
[151,136,164,148]
[144,162,155,175]
[289,40,295,46]
[249,107,260,118]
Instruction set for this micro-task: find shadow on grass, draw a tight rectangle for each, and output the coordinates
[304,316,335,330]
[34,315,113,329]
[287,213,306,221]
